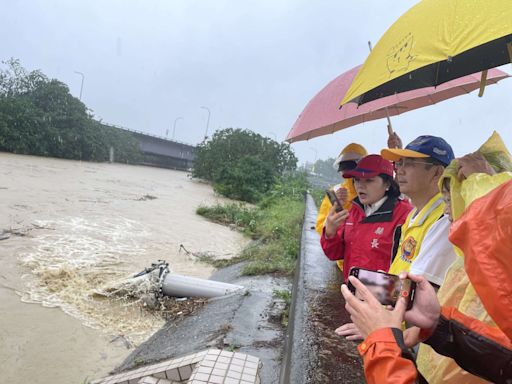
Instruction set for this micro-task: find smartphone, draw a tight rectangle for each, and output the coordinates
[347,267,416,310]
[325,189,343,212]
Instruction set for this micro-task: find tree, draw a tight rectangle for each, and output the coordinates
[313,157,339,180]
[193,128,298,202]
[0,58,47,97]
[0,59,141,162]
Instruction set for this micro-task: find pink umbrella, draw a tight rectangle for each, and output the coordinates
[286,66,509,143]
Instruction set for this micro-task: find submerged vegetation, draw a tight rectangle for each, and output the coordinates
[196,172,308,275]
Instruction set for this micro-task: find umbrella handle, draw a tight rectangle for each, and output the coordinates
[478,70,488,97]
[385,107,394,135]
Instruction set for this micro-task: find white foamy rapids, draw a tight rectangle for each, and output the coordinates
[18,216,165,344]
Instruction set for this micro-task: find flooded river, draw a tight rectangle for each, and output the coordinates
[0,153,249,383]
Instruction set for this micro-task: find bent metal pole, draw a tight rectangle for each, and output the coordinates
[134,260,244,298]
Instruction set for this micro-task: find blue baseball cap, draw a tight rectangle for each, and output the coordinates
[381,135,454,166]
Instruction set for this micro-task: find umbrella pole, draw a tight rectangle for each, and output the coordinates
[368,41,397,139]
[385,107,393,135]
[478,70,488,97]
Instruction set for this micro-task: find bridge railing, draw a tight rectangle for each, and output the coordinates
[102,122,198,147]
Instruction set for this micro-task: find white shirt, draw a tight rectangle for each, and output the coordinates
[409,215,457,286]
[364,196,388,217]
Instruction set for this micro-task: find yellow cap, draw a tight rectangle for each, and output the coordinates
[380,148,429,162]
[333,143,367,169]
[339,143,367,157]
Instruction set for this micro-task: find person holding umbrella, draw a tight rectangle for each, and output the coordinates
[381,135,457,288]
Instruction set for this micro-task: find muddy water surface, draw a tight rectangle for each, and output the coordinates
[0,153,249,383]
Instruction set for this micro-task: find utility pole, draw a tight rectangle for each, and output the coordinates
[200,106,211,140]
[74,71,85,100]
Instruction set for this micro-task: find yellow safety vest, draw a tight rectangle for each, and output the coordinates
[388,193,445,275]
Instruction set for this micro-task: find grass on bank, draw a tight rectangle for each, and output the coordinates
[196,172,309,276]
[309,187,325,208]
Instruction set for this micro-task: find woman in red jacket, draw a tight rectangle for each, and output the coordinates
[321,154,412,282]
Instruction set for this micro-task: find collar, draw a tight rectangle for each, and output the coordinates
[408,193,445,227]
[364,196,388,216]
[353,195,399,223]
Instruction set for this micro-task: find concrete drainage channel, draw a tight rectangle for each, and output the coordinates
[280,194,364,384]
[94,194,363,384]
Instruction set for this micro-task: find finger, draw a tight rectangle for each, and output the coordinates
[334,209,346,218]
[457,167,464,180]
[334,323,355,335]
[404,272,426,285]
[340,209,349,220]
[393,294,408,319]
[341,283,362,310]
[335,328,354,337]
[346,334,364,341]
[346,276,381,305]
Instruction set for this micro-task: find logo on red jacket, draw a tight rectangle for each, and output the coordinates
[400,236,417,262]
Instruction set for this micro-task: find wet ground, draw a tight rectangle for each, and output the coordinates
[117,261,291,384]
[281,194,364,383]
[118,195,365,383]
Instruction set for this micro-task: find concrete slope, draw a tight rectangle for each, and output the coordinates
[280,194,364,383]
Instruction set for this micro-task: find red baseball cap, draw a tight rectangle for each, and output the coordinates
[343,154,394,179]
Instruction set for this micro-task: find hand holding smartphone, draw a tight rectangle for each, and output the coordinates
[347,267,416,310]
[325,189,343,212]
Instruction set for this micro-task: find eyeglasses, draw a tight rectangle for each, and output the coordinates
[394,158,436,169]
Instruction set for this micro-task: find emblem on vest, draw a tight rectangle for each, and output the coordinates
[400,236,417,263]
[374,227,384,235]
[371,239,380,249]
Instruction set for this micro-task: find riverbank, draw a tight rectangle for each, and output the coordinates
[0,152,249,383]
[105,194,364,384]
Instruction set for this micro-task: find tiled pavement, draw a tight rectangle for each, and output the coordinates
[92,349,261,384]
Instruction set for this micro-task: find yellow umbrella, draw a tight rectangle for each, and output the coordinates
[341,0,512,106]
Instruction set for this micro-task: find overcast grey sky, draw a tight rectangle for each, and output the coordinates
[2,0,511,165]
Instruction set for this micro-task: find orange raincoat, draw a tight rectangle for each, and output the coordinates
[359,179,512,383]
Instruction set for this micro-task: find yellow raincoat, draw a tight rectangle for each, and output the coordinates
[417,131,512,383]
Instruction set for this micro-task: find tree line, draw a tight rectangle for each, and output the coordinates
[0,59,302,204]
[0,58,141,162]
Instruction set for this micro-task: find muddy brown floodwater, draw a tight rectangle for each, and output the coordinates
[0,152,249,384]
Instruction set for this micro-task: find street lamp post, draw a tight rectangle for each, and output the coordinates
[74,71,85,100]
[200,106,210,140]
[172,117,183,140]
[310,147,318,173]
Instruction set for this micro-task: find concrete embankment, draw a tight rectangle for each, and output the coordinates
[116,194,364,383]
[280,194,364,383]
